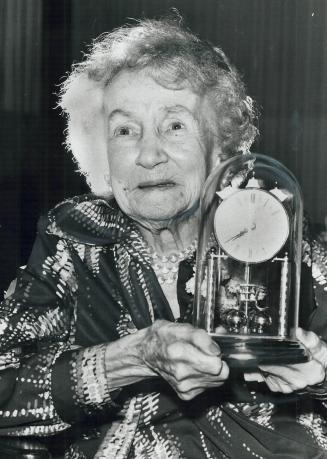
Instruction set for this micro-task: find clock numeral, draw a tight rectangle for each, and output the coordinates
[251,193,255,204]
[263,199,269,207]
[271,210,280,216]
[248,248,252,259]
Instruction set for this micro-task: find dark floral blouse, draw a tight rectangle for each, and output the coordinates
[1,195,327,458]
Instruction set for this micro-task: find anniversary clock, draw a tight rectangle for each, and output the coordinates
[193,153,308,368]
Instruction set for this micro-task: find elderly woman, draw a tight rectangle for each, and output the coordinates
[1,17,327,459]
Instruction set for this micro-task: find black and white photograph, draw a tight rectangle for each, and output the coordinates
[1,1,327,457]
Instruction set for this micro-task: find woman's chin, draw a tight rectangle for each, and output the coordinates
[131,203,189,225]
[128,191,189,223]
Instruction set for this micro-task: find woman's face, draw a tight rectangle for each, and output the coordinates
[104,69,221,226]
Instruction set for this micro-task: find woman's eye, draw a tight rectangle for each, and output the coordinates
[114,126,134,136]
[169,121,184,131]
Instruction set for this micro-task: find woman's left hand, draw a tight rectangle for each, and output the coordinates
[244,328,327,394]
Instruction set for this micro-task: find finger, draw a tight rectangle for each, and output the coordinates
[190,329,221,356]
[194,360,229,382]
[260,361,325,390]
[295,328,320,351]
[175,369,229,400]
[259,370,296,393]
[177,387,205,401]
[244,371,265,383]
[159,322,221,356]
[259,363,298,378]
[218,360,230,381]
[259,365,300,388]
[296,328,327,368]
[166,341,223,376]
[262,375,281,392]
[172,362,225,384]
[264,376,294,394]
[176,377,225,394]
[261,361,323,379]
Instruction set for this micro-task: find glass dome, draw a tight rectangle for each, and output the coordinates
[193,153,308,367]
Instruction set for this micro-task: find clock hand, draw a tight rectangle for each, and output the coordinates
[225,228,249,243]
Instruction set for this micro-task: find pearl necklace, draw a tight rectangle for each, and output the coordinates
[142,239,197,285]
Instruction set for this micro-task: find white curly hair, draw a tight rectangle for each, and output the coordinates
[58,17,258,196]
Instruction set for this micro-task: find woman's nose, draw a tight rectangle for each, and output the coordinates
[135,134,168,169]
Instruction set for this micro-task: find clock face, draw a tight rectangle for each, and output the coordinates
[214,189,289,263]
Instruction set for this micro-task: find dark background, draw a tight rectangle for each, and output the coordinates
[1,0,327,293]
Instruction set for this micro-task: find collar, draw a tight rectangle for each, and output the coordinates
[46,194,133,246]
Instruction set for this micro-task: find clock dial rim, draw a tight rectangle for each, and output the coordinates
[214,188,290,264]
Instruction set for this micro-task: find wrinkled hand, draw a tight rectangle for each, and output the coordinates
[141,320,229,400]
[245,328,327,394]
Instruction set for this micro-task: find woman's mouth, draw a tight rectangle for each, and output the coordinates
[137,180,176,190]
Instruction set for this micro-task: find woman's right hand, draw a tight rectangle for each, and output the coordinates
[139,320,229,400]
[105,320,229,401]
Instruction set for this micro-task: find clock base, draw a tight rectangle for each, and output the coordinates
[211,335,309,369]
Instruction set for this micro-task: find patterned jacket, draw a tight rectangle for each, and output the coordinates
[0,194,327,458]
